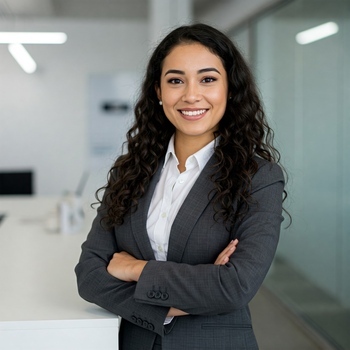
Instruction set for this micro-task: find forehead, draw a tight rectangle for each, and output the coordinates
[162,43,225,71]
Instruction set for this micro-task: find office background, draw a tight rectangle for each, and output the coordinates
[0,0,349,348]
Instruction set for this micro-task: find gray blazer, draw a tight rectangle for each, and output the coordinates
[75,155,284,350]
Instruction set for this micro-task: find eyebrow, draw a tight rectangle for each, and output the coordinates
[164,67,221,76]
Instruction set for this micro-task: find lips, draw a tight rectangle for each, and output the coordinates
[180,109,207,116]
[178,109,208,122]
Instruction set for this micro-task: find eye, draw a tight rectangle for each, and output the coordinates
[168,78,183,84]
[201,76,217,83]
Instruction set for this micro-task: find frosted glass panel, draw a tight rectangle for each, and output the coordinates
[253,0,350,347]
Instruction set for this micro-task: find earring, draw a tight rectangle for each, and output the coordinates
[159,101,163,105]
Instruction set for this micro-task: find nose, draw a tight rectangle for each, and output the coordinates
[182,81,201,103]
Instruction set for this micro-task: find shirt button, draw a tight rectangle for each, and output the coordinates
[158,245,163,252]
[179,179,184,184]
[161,212,166,218]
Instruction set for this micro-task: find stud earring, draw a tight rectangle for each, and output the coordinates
[159,101,163,105]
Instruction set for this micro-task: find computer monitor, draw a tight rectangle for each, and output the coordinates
[0,171,34,195]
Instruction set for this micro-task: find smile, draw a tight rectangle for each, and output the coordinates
[180,109,207,116]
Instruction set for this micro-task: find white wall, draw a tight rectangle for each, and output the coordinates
[0,18,148,199]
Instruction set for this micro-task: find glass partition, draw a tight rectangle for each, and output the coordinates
[238,0,350,348]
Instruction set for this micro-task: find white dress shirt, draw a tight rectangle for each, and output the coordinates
[146,135,216,324]
[147,135,216,261]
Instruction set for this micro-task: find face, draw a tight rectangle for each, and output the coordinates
[156,43,228,147]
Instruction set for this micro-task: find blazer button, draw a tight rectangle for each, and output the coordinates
[147,290,155,298]
[154,291,162,299]
[143,320,149,328]
[148,323,155,331]
[137,318,143,325]
[161,292,169,300]
[131,316,137,323]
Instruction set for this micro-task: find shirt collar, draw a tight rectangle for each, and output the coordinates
[163,134,217,171]
[163,135,177,168]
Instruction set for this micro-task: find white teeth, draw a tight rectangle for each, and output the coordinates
[181,109,206,116]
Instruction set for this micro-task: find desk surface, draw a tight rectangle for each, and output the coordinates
[0,196,119,349]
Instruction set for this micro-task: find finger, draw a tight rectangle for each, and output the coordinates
[214,241,234,262]
[219,256,229,265]
[225,245,237,259]
[220,239,238,257]
[214,240,239,265]
[226,239,238,254]
[231,239,239,247]
[214,252,231,265]
[215,255,229,266]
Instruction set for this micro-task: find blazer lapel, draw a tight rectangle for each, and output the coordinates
[167,155,218,263]
[130,162,163,261]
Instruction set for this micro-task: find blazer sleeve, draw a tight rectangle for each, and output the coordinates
[133,161,285,315]
[75,202,170,336]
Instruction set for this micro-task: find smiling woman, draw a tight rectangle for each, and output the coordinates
[156,43,228,165]
[75,23,287,350]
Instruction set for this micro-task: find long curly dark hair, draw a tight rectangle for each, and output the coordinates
[96,23,285,228]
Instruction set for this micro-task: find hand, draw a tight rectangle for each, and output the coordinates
[167,307,189,317]
[167,239,238,318]
[214,239,239,265]
[107,251,147,282]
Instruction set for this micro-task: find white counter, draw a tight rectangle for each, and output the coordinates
[0,196,119,350]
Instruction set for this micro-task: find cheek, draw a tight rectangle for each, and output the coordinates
[201,86,226,108]
[211,92,227,113]
[162,87,181,105]
[212,88,228,104]
[162,104,178,125]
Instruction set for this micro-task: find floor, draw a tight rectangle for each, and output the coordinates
[249,256,350,350]
[250,286,336,350]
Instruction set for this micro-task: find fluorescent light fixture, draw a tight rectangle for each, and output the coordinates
[0,32,67,44]
[8,44,37,74]
[296,22,339,45]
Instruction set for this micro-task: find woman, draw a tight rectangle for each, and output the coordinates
[75,23,285,350]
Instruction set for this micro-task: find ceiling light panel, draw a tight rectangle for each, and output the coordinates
[296,22,339,45]
[8,43,37,74]
[0,32,67,44]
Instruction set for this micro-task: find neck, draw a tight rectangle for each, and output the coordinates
[174,133,214,172]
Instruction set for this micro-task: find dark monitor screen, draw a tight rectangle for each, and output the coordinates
[0,171,33,195]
